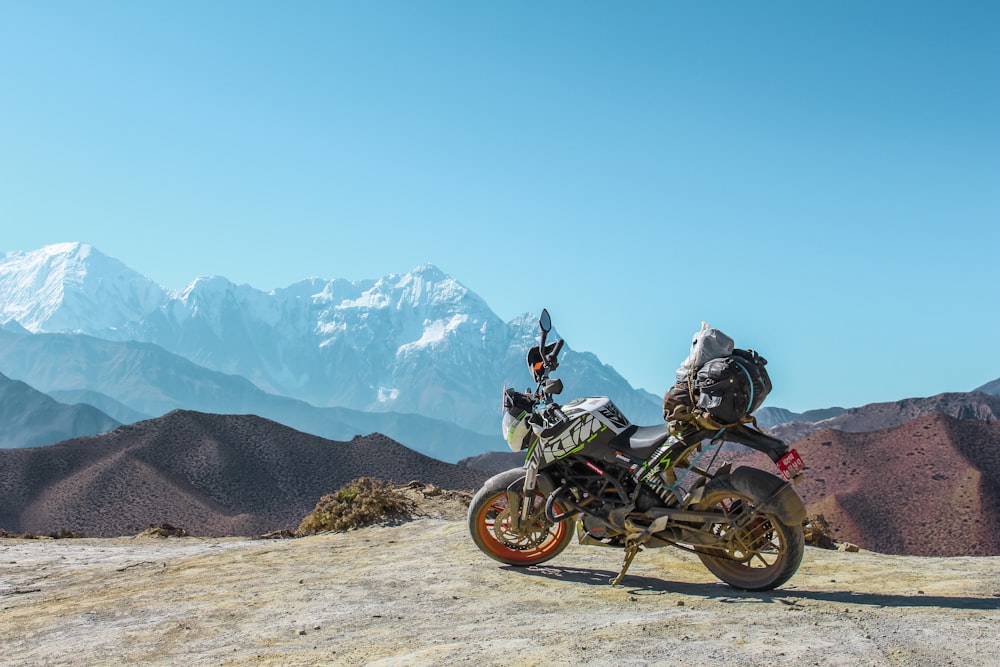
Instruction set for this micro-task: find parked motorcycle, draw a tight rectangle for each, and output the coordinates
[468,309,807,591]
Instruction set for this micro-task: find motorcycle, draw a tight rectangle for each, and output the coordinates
[468,309,807,591]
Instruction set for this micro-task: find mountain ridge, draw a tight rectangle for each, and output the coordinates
[0,243,664,436]
[766,391,1000,442]
[0,371,120,448]
[0,329,502,462]
[0,410,491,537]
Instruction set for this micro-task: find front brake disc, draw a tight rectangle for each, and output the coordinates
[492,508,547,550]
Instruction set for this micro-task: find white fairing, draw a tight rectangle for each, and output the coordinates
[560,397,632,433]
[537,397,632,463]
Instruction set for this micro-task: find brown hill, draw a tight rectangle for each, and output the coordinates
[0,410,490,537]
[768,391,1000,441]
[728,413,1000,556]
[459,449,524,471]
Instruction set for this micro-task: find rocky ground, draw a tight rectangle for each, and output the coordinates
[1,494,998,667]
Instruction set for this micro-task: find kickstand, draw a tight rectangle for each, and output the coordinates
[611,542,641,586]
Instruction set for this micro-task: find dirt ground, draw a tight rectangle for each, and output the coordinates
[1,514,998,667]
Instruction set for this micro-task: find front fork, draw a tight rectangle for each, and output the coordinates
[513,445,543,529]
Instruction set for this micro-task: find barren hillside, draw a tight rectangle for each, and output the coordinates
[783,414,1000,556]
[0,410,489,537]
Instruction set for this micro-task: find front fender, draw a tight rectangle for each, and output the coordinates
[479,467,560,496]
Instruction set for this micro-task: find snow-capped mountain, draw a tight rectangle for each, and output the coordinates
[0,242,166,333]
[0,243,663,435]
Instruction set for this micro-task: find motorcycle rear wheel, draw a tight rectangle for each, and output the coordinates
[468,485,573,566]
[694,487,804,591]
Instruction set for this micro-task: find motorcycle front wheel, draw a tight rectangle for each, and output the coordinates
[693,486,804,591]
[468,484,574,566]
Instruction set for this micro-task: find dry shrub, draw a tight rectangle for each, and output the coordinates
[49,528,85,539]
[0,529,33,539]
[297,477,415,535]
[138,523,188,538]
[0,529,84,539]
[803,514,836,549]
[256,529,296,540]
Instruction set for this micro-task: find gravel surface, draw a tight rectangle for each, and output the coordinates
[1,519,998,666]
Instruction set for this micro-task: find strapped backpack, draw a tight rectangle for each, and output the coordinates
[674,322,734,383]
[693,348,772,426]
[665,323,774,429]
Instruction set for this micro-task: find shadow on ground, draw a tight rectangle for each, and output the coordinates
[503,564,1000,611]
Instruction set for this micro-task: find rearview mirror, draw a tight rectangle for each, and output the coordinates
[539,308,552,333]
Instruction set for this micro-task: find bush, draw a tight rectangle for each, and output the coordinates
[803,514,836,549]
[297,477,415,535]
[0,528,84,539]
[139,523,188,538]
[49,528,85,539]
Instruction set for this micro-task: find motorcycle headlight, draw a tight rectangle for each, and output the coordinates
[502,409,532,452]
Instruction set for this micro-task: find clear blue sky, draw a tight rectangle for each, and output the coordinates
[2,1,998,412]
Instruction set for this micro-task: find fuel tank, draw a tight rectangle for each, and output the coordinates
[536,396,632,464]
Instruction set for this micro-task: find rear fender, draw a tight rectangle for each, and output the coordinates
[711,467,806,527]
[721,424,789,462]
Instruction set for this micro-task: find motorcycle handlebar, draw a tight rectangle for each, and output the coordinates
[543,339,564,371]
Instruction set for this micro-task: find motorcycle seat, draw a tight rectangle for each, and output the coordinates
[620,423,672,454]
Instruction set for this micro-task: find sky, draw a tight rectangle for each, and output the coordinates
[1,1,998,413]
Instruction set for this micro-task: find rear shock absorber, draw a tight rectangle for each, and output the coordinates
[632,440,679,506]
[643,470,678,506]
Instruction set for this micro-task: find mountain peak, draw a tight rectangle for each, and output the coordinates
[36,240,92,259]
[410,263,448,281]
[3,241,95,278]
[0,242,166,332]
[179,275,238,299]
[340,264,469,312]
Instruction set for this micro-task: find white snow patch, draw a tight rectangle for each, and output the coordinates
[377,387,400,402]
[397,314,468,355]
[337,290,391,310]
[316,321,348,339]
